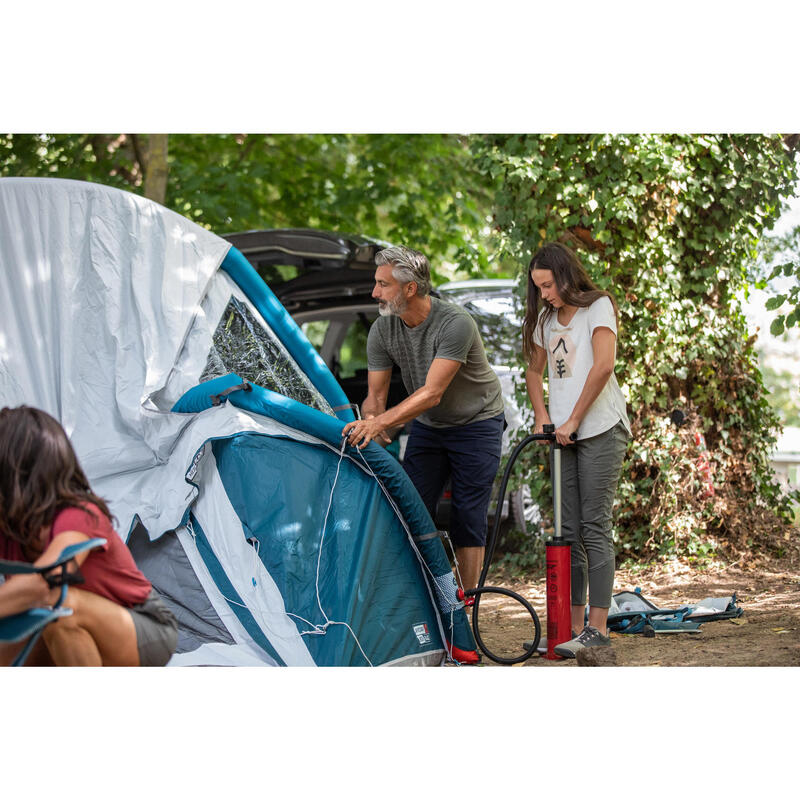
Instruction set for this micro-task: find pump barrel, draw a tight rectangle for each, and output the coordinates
[543,424,571,659]
[544,540,572,659]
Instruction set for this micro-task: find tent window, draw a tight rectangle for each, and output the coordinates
[201,297,333,415]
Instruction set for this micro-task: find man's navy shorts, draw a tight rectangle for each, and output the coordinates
[402,412,504,548]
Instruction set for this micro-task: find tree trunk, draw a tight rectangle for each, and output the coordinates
[144,134,169,205]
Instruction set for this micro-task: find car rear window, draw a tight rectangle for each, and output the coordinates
[441,290,522,364]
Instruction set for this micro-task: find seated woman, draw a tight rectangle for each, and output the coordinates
[0,406,178,666]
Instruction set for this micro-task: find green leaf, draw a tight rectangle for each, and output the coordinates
[770,316,786,336]
[765,295,787,310]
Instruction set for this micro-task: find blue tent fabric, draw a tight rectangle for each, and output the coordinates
[211,433,446,665]
[0,177,477,666]
[173,375,475,651]
[187,512,288,664]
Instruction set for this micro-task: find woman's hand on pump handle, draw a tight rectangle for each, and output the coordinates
[554,418,579,446]
[533,419,549,441]
[533,417,578,446]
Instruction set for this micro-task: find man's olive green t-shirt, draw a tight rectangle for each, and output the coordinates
[366,297,504,428]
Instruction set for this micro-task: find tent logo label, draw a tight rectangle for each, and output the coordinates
[187,444,206,481]
[413,623,431,644]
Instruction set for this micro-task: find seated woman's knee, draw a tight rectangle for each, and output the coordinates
[41,603,84,642]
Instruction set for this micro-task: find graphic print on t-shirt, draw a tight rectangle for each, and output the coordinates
[549,332,576,379]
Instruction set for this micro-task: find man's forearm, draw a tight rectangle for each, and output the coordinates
[361,393,386,419]
[344,359,460,449]
[372,384,442,430]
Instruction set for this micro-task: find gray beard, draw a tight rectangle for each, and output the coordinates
[378,295,408,317]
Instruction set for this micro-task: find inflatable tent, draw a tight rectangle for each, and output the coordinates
[0,177,477,666]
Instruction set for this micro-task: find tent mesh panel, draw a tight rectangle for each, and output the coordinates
[201,297,333,415]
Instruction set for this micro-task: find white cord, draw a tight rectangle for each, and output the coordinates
[290,436,374,666]
[314,438,344,626]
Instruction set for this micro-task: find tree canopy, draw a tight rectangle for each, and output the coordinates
[0,133,501,283]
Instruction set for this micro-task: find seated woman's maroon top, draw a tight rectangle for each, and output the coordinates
[1,503,151,608]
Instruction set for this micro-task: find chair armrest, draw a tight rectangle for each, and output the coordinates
[0,538,106,576]
[0,607,74,644]
[0,559,40,576]
[42,538,107,570]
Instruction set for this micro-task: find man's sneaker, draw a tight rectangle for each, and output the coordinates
[524,631,577,653]
[553,625,611,659]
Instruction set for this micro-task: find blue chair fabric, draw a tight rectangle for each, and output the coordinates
[0,538,107,665]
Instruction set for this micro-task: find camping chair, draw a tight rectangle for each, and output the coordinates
[0,538,106,666]
[604,589,743,636]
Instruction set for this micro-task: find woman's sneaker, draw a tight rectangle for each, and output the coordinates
[553,625,611,658]
[524,631,577,653]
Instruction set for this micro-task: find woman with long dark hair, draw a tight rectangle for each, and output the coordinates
[0,406,177,666]
[523,242,631,658]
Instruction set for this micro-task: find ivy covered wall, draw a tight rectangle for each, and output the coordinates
[474,134,800,561]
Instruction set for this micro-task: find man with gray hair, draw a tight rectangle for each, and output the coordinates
[343,245,505,591]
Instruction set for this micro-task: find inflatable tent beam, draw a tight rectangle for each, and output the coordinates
[220,246,356,423]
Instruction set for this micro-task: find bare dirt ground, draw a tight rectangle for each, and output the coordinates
[471,552,800,667]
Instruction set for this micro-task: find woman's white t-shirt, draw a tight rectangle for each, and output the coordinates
[532,296,631,440]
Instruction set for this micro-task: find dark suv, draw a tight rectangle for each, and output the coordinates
[223,228,539,533]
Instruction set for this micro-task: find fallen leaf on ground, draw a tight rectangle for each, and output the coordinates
[730,618,748,625]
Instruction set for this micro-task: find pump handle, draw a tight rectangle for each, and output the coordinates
[530,427,578,442]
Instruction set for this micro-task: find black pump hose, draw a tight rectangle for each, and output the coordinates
[461,433,545,665]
